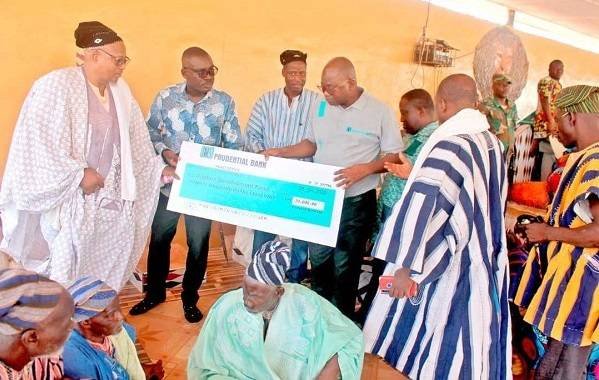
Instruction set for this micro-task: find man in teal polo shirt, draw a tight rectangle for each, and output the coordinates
[264,57,403,319]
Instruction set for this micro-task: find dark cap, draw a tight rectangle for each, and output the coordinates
[74,21,122,49]
[280,50,307,66]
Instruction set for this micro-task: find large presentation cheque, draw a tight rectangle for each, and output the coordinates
[167,142,345,246]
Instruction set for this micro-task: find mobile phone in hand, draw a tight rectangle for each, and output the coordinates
[379,275,418,297]
[379,276,394,293]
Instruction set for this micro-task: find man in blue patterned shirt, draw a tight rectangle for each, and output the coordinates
[130,47,242,323]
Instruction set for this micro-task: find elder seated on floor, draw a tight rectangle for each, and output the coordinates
[188,240,364,380]
[0,265,74,380]
[63,277,164,380]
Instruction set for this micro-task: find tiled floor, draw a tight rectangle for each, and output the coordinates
[124,224,407,379]
[127,295,405,379]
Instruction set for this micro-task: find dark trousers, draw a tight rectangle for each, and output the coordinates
[309,189,376,319]
[357,256,387,324]
[145,193,212,306]
[252,231,309,283]
[535,337,592,380]
[357,203,392,324]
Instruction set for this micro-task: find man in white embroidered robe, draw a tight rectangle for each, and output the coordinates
[0,21,172,290]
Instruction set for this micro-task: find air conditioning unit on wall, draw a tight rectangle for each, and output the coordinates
[414,38,458,67]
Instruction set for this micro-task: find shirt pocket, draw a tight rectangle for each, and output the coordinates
[344,125,379,152]
[344,126,379,141]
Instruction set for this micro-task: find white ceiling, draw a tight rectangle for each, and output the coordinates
[490,0,599,38]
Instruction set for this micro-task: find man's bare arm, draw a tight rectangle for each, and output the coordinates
[262,139,316,159]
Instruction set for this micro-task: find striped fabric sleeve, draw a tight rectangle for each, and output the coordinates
[300,95,318,141]
[245,95,267,153]
[33,356,64,380]
[385,142,469,285]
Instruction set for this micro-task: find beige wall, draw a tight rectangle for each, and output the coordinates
[1,0,599,175]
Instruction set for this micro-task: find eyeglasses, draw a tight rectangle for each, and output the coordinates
[317,80,347,94]
[96,48,131,67]
[184,65,219,79]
